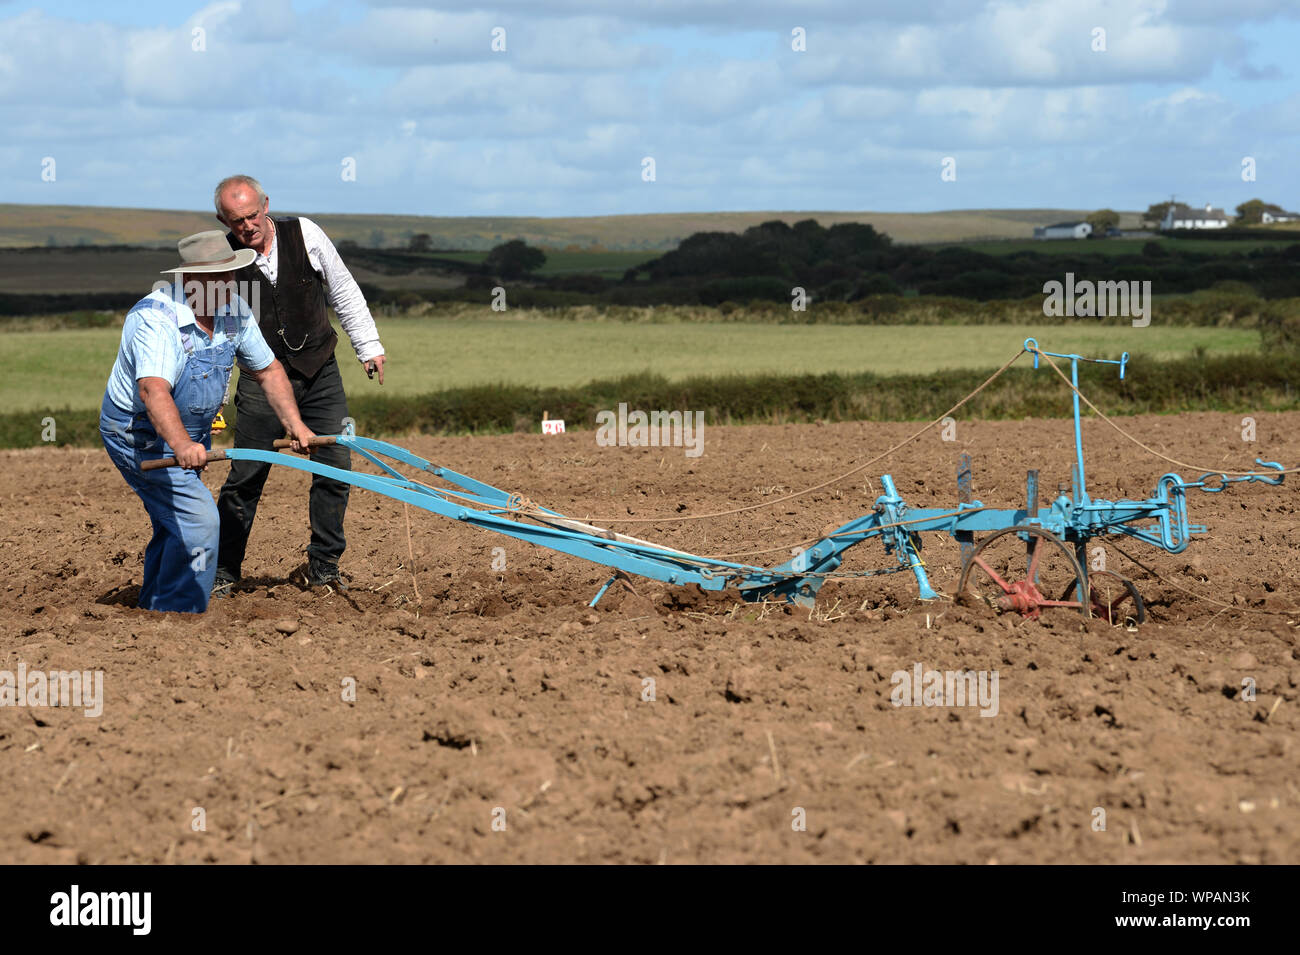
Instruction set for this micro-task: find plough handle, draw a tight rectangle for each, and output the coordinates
[141,450,229,471]
[272,436,337,449]
[141,437,330,470]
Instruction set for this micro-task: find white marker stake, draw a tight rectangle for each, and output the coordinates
[541,411,565,435]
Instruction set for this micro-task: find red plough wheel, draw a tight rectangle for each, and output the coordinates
[957,525,1090,619]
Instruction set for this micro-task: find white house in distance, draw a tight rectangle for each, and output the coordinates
[1033,221,1092,240]
[1261,209,1300,223]
[1161,203,1229,229]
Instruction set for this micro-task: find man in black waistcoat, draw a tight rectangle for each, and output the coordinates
[211,175,386,593]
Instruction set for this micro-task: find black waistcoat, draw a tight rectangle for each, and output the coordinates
[227,216,337,377]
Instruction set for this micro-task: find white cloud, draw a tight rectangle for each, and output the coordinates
[358,0,980,28]
[0,10,124,106]
[322,8,665,72]
[662,60,782,119]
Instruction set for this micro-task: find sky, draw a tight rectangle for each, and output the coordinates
[2,0,1299,218]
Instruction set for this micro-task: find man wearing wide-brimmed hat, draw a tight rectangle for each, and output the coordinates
[99,231,315,613]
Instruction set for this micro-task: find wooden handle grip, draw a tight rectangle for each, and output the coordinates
[140,436,334,470]
[272,436,337,449]
[141,450,229,472]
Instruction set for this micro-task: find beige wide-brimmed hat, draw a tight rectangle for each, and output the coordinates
[160,230,256,274]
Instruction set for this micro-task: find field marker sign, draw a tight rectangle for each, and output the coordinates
[541,411,565,435]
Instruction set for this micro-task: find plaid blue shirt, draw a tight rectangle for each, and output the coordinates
[104,281,276,415]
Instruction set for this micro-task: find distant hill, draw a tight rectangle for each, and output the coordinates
[0,204,1132,251]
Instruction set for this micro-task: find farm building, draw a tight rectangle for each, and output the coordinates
[1261,209,1300,223]
[1160,203,1230,229]
[1032,221,1092,240]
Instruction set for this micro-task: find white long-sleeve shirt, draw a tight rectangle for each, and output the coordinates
[252,216,384,364]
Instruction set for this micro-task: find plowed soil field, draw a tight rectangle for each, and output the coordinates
[2,412,1298,864]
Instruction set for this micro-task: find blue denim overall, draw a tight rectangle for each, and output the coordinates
[100,314,236,613]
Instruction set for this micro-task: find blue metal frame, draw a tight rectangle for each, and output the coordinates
[224,436,781,605]
[231,340,1286,610]
[757,339,1284,605]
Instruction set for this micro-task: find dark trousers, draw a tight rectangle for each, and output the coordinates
[217,356,351,579]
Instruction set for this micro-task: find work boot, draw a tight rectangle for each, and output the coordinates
[212,569,237,599]
[307,557,347,591]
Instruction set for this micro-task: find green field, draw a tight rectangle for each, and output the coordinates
[0,203,1119,250]
[7,317,1260,414]
[959,238,1299,256]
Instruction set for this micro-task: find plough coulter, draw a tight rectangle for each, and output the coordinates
[148,340,1290,621]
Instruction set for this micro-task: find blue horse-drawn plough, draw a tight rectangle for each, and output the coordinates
[150,340,1290,622]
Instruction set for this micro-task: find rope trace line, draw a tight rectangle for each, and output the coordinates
[569,347,1029,526]
[1032,347,1299,477]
